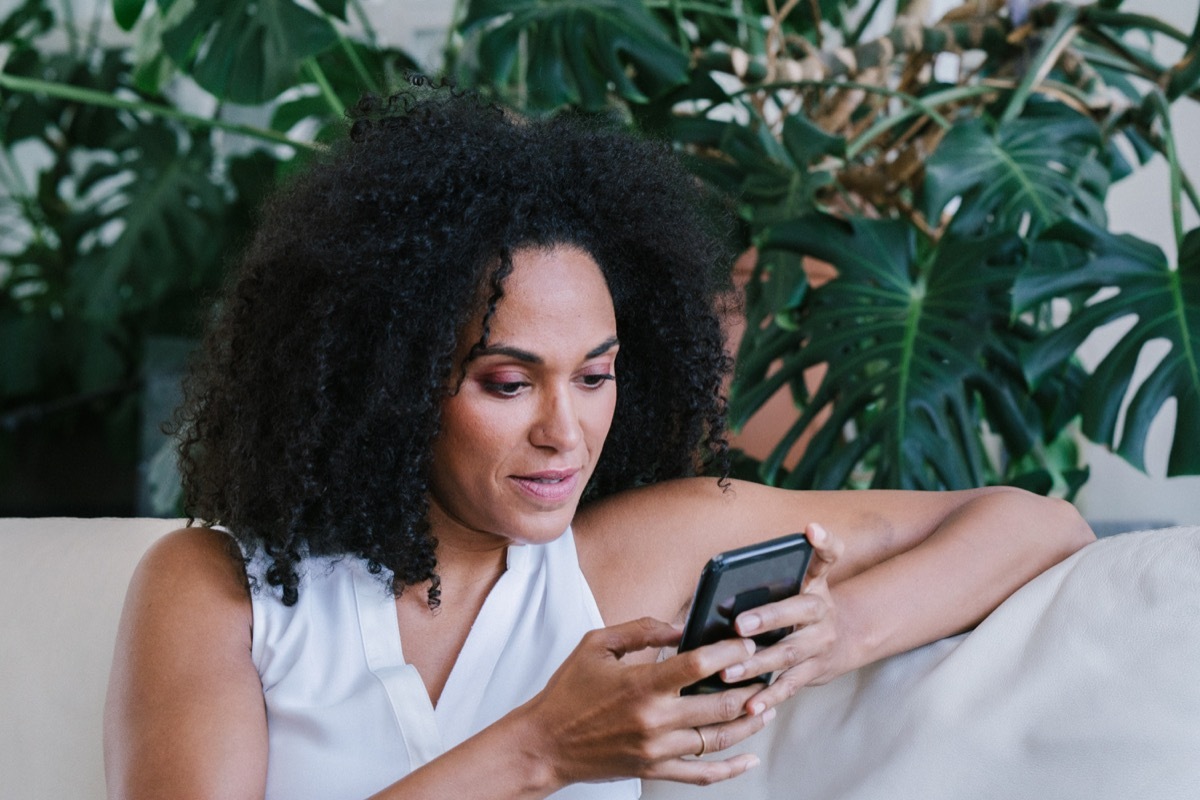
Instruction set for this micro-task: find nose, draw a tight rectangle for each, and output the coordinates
[530,385,583,451]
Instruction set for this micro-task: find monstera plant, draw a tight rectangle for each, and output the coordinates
[1,0,1197,512]
[447,0,1200,495]
[0,0,414,512]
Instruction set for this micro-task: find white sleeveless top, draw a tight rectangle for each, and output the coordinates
[249,527,640,799]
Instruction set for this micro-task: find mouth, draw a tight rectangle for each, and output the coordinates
[510,469,581,503]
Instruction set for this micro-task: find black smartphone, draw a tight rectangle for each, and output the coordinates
[677,533,813,695]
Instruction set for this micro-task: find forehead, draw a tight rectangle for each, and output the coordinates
[484,245,616,341]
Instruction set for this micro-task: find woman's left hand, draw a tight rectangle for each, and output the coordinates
[723,522,845,715]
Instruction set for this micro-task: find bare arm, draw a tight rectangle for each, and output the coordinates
[104,528,268,799]
[826,488,1094,673]
[577,480,1095,706]
[105,530,771,799]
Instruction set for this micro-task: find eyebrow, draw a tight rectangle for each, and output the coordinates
[472,335,620,364]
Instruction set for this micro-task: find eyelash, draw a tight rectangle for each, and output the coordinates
[580,373,615,388]
[480,373,615,397]
[482,380,529,397]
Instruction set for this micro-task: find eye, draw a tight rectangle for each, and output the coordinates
[482,380,529,398]
[578,373,615,389]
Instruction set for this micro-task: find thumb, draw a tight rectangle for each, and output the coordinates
[804,522,842,587]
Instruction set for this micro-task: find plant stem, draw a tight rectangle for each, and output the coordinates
[0,145,32,200]
[1083,8,1191,44]
[442,0,467,73]
[58,0,79,59]
[1080,24,1175,85]
[0,71,318,151]
[1151,90,1185,251]
[348,0,379,48]
[335,30,378,94]
[305,58,346,117]
[846,85,998,158]
[847,0,888,47]
[644,0,759,26]
[1001,4,1079,124]
[733,80,995,159]
[670,0,688,51]
[1074,43,1200,104]
[1182,173,1200,220]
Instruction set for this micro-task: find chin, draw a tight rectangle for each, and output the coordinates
[499,504,580,546]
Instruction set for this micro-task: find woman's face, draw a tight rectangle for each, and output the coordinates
[428,245,619,548]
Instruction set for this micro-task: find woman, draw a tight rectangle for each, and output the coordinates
[104,86,1093,799]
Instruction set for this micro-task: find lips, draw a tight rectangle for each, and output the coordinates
[510,469,581,503]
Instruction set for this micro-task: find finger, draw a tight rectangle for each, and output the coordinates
[803,522,843,586]
[643,752,761,786]
[593,617,682,659]
[742,661,826,714]
[656,637,756,692]
[691,704,777,756]
[723,623,832,688]
[733,590,827,639]
[674,684,761,727]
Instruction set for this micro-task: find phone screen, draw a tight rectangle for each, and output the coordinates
[677,533,812,694]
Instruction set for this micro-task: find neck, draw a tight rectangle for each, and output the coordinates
[418,499,511,607]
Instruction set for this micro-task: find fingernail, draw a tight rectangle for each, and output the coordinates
[742,638,756,656]
[749,701,766,716]
[810,523,826,543]
[724,663,745,680]
[762,707,777,724]
[739,613,761,634]
[745,755,761,770]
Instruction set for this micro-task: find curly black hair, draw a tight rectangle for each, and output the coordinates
[174,83,733,606]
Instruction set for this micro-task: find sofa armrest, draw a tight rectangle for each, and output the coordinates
[644,526,1200,800]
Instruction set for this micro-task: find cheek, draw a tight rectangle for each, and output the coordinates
[587,392,618,447]
[437,398,502,461]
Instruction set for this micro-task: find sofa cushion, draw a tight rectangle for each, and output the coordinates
[3,519,1197,799]
[644,526,1200,799]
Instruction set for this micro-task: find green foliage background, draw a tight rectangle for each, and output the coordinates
[1,0,1197,513]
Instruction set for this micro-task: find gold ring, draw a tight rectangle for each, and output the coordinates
[694,727,708,757]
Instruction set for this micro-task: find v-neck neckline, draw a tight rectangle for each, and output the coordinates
[351,542,537,763]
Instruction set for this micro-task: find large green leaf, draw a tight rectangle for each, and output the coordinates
[735,213,1043,490]
[459,0,689,111]
[0,0,52,46]
[924,102,1111,235]
[63,123,229,327]
[0,48,129,148]
[1016,221,1200,475]
[159,0,337,104]
[673,108,843,237]
[271,41,420,138]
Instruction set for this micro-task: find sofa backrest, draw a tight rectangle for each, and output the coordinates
[0,517,178,799]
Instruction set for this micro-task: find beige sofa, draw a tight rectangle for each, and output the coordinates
[3,517,1199,799]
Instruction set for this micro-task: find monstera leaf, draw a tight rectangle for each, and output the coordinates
[732,213,1052,491]
[459,0,688,111]
[924,102,1112,236]
[64,123,228,327]
[1017,221,1200,476]
[158,0,337,104]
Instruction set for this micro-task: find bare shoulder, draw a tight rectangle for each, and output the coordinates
[106,527,266,798]
[575,477,840,549]
[573,478,775,625]
[130,526,253,619]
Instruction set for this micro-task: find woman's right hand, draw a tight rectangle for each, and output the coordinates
[516,617,773,790]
